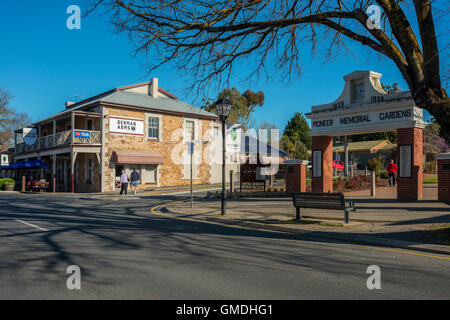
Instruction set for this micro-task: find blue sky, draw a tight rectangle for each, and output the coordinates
[0,0,439,130]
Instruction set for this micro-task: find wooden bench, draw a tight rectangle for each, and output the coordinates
[31,182,49,192]
[292,192,356,224]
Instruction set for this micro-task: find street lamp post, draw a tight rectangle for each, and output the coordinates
[215,98,233,215]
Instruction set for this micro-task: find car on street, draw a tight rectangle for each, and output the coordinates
[333,160,345,171]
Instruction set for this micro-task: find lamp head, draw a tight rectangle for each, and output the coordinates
[215,97,233,121]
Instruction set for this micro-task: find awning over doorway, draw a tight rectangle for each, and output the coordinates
[112,151,164,165]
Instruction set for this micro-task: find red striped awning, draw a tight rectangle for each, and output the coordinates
[112,151,164,165]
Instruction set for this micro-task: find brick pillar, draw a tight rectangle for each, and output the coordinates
[285,160,308,193]
[311,136,333,193]
[397,127,423,201]
[437,153,450,203]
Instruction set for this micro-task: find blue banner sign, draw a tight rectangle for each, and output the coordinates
[74,130,91,138]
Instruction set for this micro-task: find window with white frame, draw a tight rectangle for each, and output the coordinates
[148,117,159,139]
[185,120,195,141]
[142,165,157,184]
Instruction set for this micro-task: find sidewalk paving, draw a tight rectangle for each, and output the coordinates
[79,183,223,200]
[160,185,450,256]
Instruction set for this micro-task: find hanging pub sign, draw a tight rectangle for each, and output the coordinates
[109,116,144,136]
[23,127,37,145]
[399,145,412,178]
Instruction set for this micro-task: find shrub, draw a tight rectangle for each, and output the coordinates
[345,177,363,189]
[367,155,384,176]
[379,171,389,179]
[424,161,437,174]
[0,178,15,190]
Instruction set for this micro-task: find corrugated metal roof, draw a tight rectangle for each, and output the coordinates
[102,91,215,117]
[333,140,390,152]
[33,84,217,125]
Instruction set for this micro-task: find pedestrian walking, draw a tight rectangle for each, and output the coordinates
[130,168,140,196]
[119,170,129,195]
[387,159,398,186]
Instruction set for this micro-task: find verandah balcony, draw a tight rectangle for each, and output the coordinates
[15,129,101,154]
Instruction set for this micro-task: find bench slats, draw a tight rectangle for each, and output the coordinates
[291,192,356,224]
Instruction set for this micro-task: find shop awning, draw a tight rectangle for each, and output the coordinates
[112,151,164,165]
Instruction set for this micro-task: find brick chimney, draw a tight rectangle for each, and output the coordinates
[150,78,159,98]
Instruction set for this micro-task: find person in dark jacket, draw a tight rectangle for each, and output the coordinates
[130,168,140,196]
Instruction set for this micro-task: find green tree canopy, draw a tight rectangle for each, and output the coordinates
[203,88,264,131]
[279,112,311,160]
[283,112,311,149]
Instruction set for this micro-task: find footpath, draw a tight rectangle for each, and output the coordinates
[156,185,450,256]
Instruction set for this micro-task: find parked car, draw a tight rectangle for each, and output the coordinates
[333,160,345,171]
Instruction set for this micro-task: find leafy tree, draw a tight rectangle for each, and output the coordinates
[93,0,450,142]
[280,134,308,160]
[279,112,311,160]
[283,113,311,149]
[367,154,384,176]
[423,120,450,154]
[203,88,264,130]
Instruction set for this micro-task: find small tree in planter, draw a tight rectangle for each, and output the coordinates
[367,155,384,177]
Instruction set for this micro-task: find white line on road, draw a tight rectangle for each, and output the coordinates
[15,219,49,232]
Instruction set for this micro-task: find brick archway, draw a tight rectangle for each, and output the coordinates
[310,128,424,201]
[306,70,427,201]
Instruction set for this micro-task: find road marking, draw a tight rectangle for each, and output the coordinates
[349,244,450,261]
[150,202,450,262]
[15,219,49,232]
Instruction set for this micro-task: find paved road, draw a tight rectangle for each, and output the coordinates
[0,193,449,299]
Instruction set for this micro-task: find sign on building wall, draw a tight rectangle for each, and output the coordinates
[226,124,241,153]
[109,116,144,136]
[23,128,37,145]
[313,150,322,178]
[74,130,91,138]
[399,145,412,178]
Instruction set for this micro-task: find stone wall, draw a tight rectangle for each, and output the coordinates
[101,106,215,192]
[74,153,101,193]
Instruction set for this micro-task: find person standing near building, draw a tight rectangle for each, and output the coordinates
[130,168,140,196]
[119,170,129,195]
[387,159,398,186]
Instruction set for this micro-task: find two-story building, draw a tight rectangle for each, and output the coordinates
[13,78,237,192]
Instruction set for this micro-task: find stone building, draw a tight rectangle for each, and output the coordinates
[13,78,236,192]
